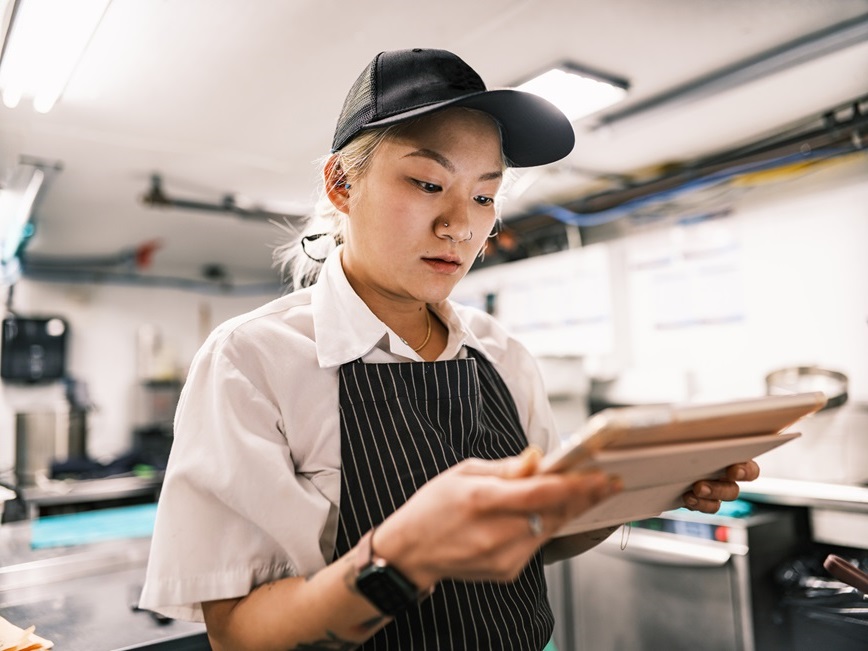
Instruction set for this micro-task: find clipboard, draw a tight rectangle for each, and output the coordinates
[540,391,827,535]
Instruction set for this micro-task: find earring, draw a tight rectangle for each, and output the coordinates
[344,183,351,189]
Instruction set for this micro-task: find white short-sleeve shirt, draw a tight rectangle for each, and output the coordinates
[139,250,561,622]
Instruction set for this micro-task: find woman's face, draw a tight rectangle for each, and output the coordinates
[340,108,503,308]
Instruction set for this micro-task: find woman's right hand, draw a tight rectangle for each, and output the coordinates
[371,449,622,590]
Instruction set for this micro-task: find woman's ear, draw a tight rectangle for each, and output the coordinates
[324,154,351,214]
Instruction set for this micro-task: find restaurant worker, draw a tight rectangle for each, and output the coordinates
[140,48,759,650]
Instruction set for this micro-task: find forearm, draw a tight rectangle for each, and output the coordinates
[542,525,621,563]
[203,550,389,651]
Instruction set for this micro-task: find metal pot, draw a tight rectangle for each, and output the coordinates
[14,410,87,486]
[765,366,848,410]
[760,366,868,484]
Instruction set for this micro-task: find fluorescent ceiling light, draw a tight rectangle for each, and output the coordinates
[516,63,628,123]
[0,0,111,113]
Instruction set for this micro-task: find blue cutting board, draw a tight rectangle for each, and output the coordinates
[30,503,158,549]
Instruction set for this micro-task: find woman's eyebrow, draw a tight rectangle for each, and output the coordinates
[403,148,503,181]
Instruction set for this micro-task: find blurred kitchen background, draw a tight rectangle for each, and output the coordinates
[1,1,867,649]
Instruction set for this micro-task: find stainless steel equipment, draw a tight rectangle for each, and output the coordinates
[0,518,209,650]
[14,410,87,486]
[760,366,868,484]
[562,506,799,651]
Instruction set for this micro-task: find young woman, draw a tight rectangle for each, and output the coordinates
[140,48,759,650]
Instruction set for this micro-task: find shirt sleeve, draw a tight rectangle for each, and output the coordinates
[456,305,562,456]
[499,335,563,455]
[139,334,332,622]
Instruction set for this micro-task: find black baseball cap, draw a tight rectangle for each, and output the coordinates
[331,48,575,168]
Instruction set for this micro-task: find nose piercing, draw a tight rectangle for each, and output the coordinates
[440,219,472,243]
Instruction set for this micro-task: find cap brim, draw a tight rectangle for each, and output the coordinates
[363,89,575,168]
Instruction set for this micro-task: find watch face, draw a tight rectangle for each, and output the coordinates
[357,563,419,616]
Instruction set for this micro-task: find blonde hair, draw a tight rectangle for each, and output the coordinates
[273,109,512,291]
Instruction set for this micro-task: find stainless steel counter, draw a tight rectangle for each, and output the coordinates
[739,476,868,513]
[0,520,208,650]
[19,474,164,518]
[1,474,864,649]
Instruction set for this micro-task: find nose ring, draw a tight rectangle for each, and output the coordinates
[440,220,472,243]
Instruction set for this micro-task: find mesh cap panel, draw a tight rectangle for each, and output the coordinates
[331,57,378,153]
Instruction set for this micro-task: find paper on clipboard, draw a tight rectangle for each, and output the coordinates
[542,391,826,536]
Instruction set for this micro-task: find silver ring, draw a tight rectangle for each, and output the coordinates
[528,513,544,537]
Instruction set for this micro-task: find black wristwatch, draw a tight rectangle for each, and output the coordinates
[355,527,428,617]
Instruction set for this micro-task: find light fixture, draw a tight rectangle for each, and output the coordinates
[516,62,629,123]
[592,13,868,131]
[0,0,111,113]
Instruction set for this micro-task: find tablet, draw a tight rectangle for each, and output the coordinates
[538,391,827,535]
[539,391,827,474]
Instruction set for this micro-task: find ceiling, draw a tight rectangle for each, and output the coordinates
[2,0,867,290]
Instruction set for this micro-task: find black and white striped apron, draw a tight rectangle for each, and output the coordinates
[334,347,554,650]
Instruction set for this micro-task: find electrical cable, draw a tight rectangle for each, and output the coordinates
[540,147,861,228]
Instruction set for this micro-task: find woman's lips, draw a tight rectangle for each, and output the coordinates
[422,256,462,274]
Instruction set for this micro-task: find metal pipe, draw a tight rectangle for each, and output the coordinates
[19,265,283,296]
[568,103,867,214]
[592,14,868,130]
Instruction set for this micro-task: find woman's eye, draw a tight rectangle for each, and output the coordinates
[413,179,441,193]
[474,195,494,206]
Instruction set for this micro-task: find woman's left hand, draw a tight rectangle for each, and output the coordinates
[682,460,760,513]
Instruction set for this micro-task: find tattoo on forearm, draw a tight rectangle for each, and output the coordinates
[285,552,387,649]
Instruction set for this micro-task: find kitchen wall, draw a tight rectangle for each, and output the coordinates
[613,155,868,404]
[1,154,866,470]
[457,154,868,412]
[0,283,267,467]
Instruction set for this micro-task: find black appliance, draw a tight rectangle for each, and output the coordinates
[1,316,68,382]
[775,549,868,650]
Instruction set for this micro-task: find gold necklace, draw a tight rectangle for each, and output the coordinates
[402,308,432,352]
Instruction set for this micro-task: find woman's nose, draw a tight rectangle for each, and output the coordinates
[434,201,472,243]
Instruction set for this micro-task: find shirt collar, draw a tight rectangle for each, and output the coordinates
[311,247,493,367]
[311,249,388,367]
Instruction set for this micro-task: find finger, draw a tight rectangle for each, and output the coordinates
[454,464,621,522]
[682,494,722,514]
[515,471,621,517]
[457,447,543,479]
[508,446,544,478]
[724,460,760,482]
[689,479,741,503]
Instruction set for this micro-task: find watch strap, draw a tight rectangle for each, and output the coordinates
[355,528,378,573]
[354,527,433,616]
